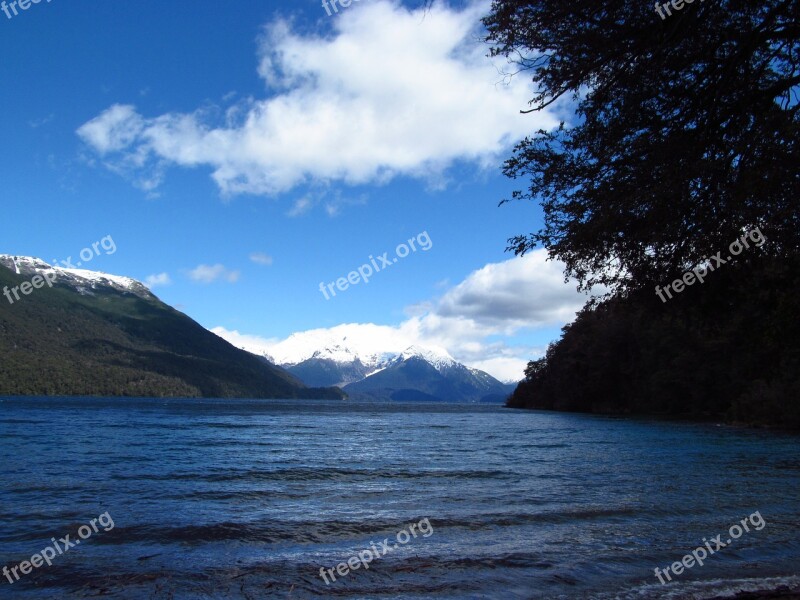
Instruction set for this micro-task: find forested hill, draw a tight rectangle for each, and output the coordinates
[0,257,344,400]
[506,257,800,429]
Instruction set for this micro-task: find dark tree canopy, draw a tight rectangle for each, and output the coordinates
[505,264,800,428]
[484,0,800,293]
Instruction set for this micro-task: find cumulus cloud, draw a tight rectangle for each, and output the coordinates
[467,355,539,384]
[212,250,596,382]
[76,1,558,198]
[187,264,240,284]
[415,250,592,335]
[144,272,172,288]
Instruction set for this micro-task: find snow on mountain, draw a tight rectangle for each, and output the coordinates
[59,267,143,291]
[394,345,458,372]
[214,323,461,377]
[261,324,422,369]
[342,346,510,403]
[308,344,362,364]
[271,337,456,375]
[0,255,151,298]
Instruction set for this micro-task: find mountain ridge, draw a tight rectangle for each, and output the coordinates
[0,255,343,400]
[224,333,516,402]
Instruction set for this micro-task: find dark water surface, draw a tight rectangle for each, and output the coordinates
[0,397,798,599]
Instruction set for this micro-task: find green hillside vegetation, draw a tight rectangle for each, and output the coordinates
[0,266,344,400]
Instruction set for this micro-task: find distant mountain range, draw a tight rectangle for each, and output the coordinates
[0,255,342,400]
[240,340,516,403]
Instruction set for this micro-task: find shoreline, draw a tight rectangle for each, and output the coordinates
[708,586,800,599]
[505,404,800,432]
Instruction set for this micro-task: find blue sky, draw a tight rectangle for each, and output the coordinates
[0,0,590,381]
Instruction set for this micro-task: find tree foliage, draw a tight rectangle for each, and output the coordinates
[485,0,800,293]
[487,1,800,427]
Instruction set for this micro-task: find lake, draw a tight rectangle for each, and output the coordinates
[1,398,798,599]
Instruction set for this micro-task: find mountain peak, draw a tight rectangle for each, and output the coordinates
[0,256,343,400]
[310,344,360,363]
[0,255,151,299]
[397,345,457,371]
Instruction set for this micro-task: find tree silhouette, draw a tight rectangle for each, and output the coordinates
[487,0,800,427]
[485,0,799,293]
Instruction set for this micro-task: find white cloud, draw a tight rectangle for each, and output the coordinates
[287,196,313,217]
[213,322,416,365]
[187,264,240,284]
[466,356,534,384]
[212,250,595,382]
[249,252,273,266]
[144,272,172,288]
[78,104,144,154]
[210,328,279,358]
[415,250,592,335]
[76,0,558,198]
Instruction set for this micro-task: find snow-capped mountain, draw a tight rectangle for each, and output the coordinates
[0,255,341,400]
[283,344,464,390]
[217,328,513,402]
[342,351,514,403]
[393,345,458,371]
[252,325,426,371]
[0,255,152,299]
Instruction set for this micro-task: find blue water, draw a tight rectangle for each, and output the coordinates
[0,398,798,599]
